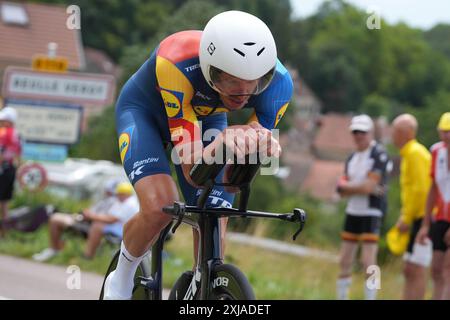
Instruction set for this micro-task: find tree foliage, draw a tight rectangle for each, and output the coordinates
[424,24,450,61]
[407,91,450,149]
[69,106,120,163]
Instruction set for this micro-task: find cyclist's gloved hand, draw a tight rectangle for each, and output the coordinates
[215,122,281,163]
[252,124,281,160]
[218,124,260,162]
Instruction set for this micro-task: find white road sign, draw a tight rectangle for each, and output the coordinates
[6,100,82,144]
[2,67,116,106]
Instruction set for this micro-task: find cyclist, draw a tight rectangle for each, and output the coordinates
[104,10,293,299]
[336,115,390,300]
[417,112,450,300]
[391,114,431,300]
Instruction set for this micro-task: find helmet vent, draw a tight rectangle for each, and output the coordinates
[257,47,265,56]
[244,42,256,46]
[233,48,245,57]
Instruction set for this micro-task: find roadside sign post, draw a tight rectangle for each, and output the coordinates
[17,162,48,193]
[2,46,116,195]
[1,66,115,161]
[32,55,68,73]
[4,99,83,162]
[2,67,116,106]
[31,42,68,73]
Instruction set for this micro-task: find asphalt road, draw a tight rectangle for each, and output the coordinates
[0,254,169,300]
[0,254,104,300]
[0,233,335,300]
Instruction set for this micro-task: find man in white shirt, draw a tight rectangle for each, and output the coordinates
[33,181,139,261]
[336,115,390,300]
[83,182,139,258]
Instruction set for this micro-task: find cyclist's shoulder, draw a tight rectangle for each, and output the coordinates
[155,30,202,93]
[430,141,445,153]
[271,60,293,88]
[157,30,202,64]
[371,141,387,155]
[407,140,431,158]
[251,60,293,108]
[370,142,390,164]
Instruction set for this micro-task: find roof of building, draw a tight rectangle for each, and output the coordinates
[312,113,355,159]
[0,1,85,69]
[300,159,344,201]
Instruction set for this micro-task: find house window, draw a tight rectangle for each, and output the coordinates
[1,2,29,26]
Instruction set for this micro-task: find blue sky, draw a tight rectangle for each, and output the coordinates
[291,0,450,29]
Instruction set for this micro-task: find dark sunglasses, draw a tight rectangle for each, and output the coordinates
[351,130,368,135]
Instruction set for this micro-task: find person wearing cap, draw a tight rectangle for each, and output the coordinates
[82,182,139,259]
[390,114,432,299]
[336,114,391,300]
[32,180,138,261]
[0,107,22,237]
[417,112,450,299]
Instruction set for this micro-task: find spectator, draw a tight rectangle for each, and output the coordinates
[417,112,450,300]
[33,181,139,261]
[336,115,390,300]
[0,107,22,237]
[391,114,432,300]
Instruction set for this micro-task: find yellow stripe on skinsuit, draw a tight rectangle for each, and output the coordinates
[155,56,199,127]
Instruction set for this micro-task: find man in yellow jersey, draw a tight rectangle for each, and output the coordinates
[391,114,431,299]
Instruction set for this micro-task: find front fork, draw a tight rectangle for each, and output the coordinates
[198,215,223,299]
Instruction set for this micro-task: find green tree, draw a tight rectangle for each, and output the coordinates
[424,24,450,60]
[69,106,120,163]
[287,0,450,113]
[119,0,225,84]
[36,0,175,61]
[408,90,450,148]
[209,0,293,60]
[360,94,398,119]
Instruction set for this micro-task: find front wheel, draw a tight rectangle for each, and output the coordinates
[168,270,194,300]
[209,264,255,300]
[99,250,152,300]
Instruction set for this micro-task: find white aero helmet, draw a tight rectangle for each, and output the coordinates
[199,10,277,96]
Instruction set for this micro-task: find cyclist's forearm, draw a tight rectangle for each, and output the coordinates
[422,183,437,228]
[180,162,197,186]
[340,179,377,195]
[175,140,205,187]
[91,214,119,224]
[14,156,21,168]
[180,136,229,187]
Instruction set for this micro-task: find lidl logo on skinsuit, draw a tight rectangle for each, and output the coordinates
[194,106,229,116]
[194,106,212,116]
[274,103,289,127]
[160,89,184,119]
[119,126,134,163]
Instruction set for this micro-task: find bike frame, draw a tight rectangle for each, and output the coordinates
[139,180,305,300]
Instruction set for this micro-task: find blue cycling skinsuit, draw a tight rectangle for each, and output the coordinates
[116,30,293,208]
